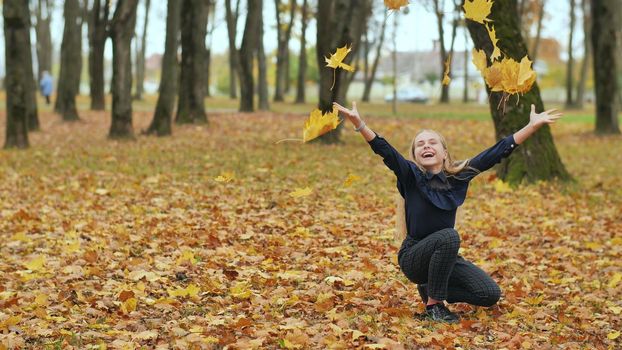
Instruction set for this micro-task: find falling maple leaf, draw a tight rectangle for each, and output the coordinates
[325,45,355,72]
[289,187,312,198]
[471,48,488,73]
[472,52,536,95]
[442,54,452,86]
[384,0,409,10]
[463,0,493,24]
[303,107,342,142]
[486,24,502,60]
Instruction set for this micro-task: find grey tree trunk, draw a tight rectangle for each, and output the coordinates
[463,25,469,103]
[34,0,53,82]
[565,0,576,108]
[575,0,590,109]
[134,0,151,100]
[530,0,545,63]
[591,0,620,134]
[205,0,216,97]
[273,0,297,102]
[295,0,309,104]
[238,0,261,112]
[362,13,387,102]
[258,2,269,111]
[88,0,110,110]
[55,0,83,121]
[434,0,450,103]
[109,0,139,139]
[225,0,241,99]
[146,0,181,136]
[463,0,572,184]
[316,0,370,144]
[176,0,209,124]
[3,0,32,148]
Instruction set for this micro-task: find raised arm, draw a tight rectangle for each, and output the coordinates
[513,104,562,144]
[333,101,416,186]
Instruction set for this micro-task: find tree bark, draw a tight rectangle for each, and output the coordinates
[134,0,150,100]
[362,12,387,102]
[316,0,370,143]
[146,0,181,136]
[258,2,269,111]
[530,0,545,63]
[238,0,261,112]
[176,0,209,124]
[205,0,216,97]
[565,0,576,108]
[88,0,110,110]
[295,0,309,104]
[3,0,32,148]
[224,0,241,99]
[591,0,620,134]
[575,0,590,109]
[463,24,469,103]
[34,0,53,82]
[109,0,139,139]
[434,0,450,103]
[55,0,83,121]
[463,0,572,184]
[273,0,297,102]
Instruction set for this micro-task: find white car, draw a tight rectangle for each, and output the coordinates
[384,87,429,103]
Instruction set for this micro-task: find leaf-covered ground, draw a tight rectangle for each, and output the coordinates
[0,108,620,349]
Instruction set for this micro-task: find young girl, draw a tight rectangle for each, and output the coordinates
[334,101,562,323]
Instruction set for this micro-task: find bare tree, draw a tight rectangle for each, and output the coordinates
[362,8,388,102]
[273,0,297,101]
[145,0,181,136]
[3,0,33,148]
[55,0,84,121]
[565,0,576,108]
[530,0,545,63]
[88,0,111,110]
[238,0,262,112]
[591,0,620,134]
[224,0,241,98]
[108,0,139,139]
[33,0,53,82]
[133,0,151,100]
[176,0,209,124]
[295,0,309,104]
[258,1,269,111]
[574,0,590,108]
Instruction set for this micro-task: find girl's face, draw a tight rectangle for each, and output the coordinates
[413,131,447,173]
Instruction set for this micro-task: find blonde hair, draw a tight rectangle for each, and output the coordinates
[394,129,471,244]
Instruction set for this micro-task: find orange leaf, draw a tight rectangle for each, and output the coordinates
[303,107,342,142]
[384,0,409,10]
[442,54,452,86]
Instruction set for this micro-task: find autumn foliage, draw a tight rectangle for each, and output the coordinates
[0,108,620,348]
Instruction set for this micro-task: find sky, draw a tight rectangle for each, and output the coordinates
[0,0,579,76]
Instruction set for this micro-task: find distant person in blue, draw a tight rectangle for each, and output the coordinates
[334,101,562,323]
[39,71,53,105]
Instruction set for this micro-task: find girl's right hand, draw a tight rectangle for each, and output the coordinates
[333,101,362,126]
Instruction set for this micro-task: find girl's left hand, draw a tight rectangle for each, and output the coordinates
[529,104,563,129]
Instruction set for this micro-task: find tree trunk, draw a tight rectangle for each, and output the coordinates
[391,12,398,115]
[273,0,297,102]
[88,0,110,110]
[433,0,450,103]
[565,0,576,108]
[316,0,370,144]
[575,0,590,109]
[591,0,620,134]
[3,0,32,148]
[295,0,309,104]
[146,0,181,136]
[55,0,82,121]
[25,7,39,131]
[34,0,53,82]
[225,0,240,99]
[109,0,139,139]
[205,0,216,97]
[530,0,545,63]
[134,0,150,100]
[463,0,572,184]
[176,0,209,124]
[258,2,269,111]
[362,12,387,102]
[463,25,469,103]
[238,0,261,112]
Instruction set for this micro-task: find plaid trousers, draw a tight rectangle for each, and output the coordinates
[398,228,501,306]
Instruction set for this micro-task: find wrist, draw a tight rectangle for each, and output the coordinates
[354,120,366,132]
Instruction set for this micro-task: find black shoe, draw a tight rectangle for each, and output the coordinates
[417,284,428,304]
[425,303,460,323]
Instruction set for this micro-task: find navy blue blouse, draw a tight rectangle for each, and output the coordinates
[368,132,518,241]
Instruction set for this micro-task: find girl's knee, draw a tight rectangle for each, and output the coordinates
[481,284,501,307]
[439,228,460,250]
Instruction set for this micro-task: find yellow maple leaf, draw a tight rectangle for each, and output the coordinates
[168,284,201,298]
[214,171,235,183]
[325,45,355,72]
[442,54,452,86]
[121,297,137,314]
[608,331,620,340]
[463,0,493,24]
[343,174,361,187]
[24,255,46,271]
[608,272,622,288]
[486,24,501,60]
[230,282,252,299]
[471,48,488,73]
[384,0,409,10]
[303,107,342,142]
[289,187,312,198]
